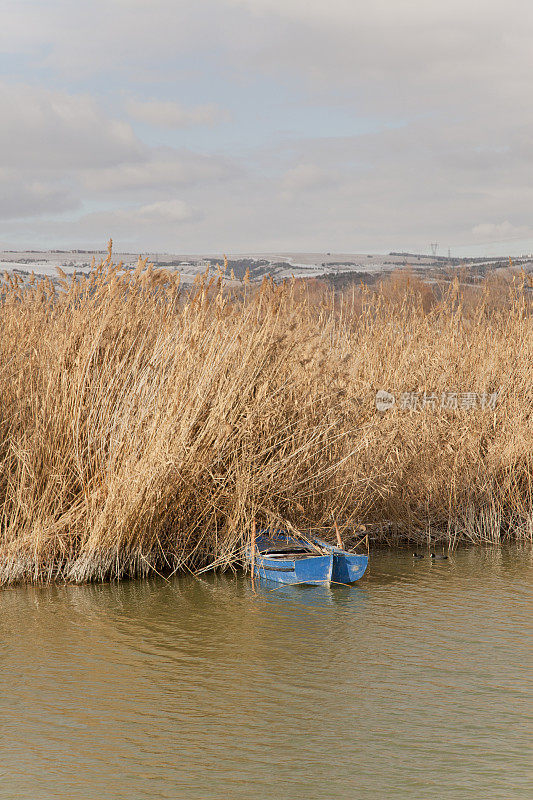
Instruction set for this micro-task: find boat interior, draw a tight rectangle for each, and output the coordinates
[257,541,325,559]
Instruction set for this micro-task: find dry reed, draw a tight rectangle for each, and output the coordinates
[0,246,532,584]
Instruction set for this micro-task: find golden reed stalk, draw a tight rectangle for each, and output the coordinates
[0,250,531,584]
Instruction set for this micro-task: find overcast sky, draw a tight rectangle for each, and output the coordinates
[1,0,532,255]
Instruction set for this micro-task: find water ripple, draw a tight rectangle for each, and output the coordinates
[0,546,531,800]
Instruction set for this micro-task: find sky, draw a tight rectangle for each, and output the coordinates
[1,0,532,256]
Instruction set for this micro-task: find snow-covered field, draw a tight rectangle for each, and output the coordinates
[0,249,529,285]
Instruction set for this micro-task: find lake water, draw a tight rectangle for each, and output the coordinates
[1,547,531,800]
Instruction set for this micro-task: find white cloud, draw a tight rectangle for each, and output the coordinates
[125,99,230,128]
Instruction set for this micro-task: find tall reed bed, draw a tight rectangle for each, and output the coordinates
[0,249,531,584]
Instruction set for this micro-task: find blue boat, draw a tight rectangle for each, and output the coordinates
[249,533,332,585]
[248,531,368,585]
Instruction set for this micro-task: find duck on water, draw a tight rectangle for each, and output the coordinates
[413,552,449,560]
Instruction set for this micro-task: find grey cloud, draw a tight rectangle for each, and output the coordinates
[281,164,341,193]
[0,82,144,169]
[27,1,246,78]
[81,148,241,193]
[471,221,532,240]
[7,2,533,118]
[125,99,230,128]
[2,1,533,253]
[88,199,203,228]
[0,172,80,220]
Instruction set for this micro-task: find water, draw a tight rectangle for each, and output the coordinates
[1,547,531,800]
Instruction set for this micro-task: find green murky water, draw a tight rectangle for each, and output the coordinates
[1,547,531,799]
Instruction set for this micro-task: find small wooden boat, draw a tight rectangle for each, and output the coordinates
[248,533,332,585]
[247,530,368,585]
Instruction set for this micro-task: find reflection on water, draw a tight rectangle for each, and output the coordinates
[1,547,531,800]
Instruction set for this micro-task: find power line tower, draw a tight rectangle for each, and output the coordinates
[430,242,439,257]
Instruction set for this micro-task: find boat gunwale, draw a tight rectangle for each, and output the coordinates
[257,550,328,561]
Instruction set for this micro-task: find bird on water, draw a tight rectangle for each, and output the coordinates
[413,552,449,559]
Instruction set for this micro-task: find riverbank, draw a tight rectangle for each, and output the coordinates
[1,248,532,584]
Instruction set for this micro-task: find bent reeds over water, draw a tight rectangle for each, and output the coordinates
[1,248,532,584]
